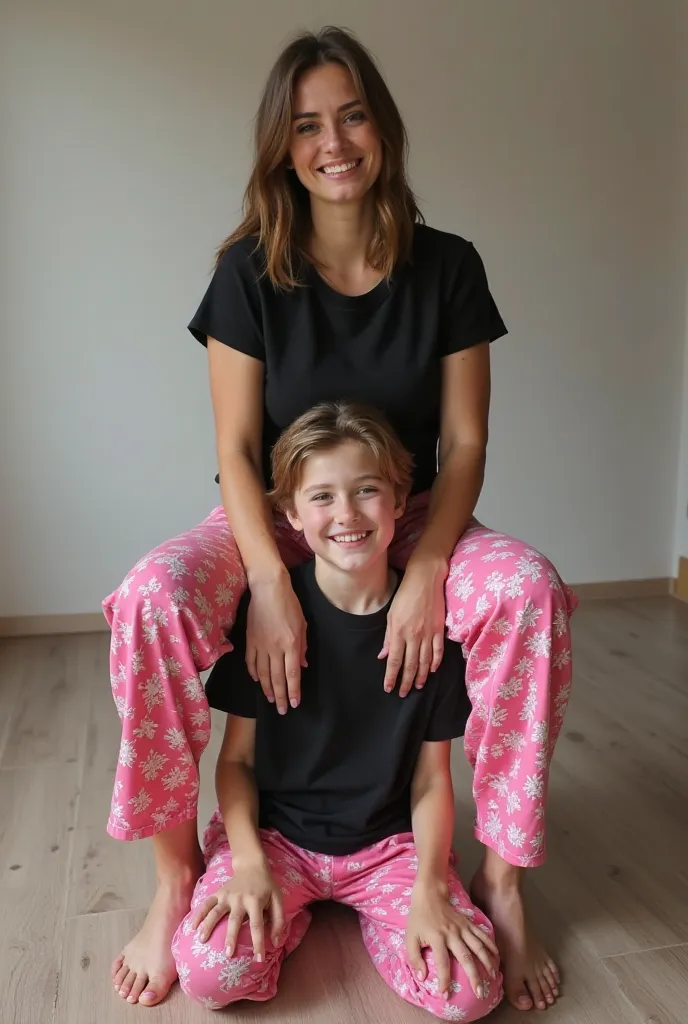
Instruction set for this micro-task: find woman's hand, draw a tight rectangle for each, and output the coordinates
[406,879,498,1000]
[379,561,447,697]
[191,861,284,961]
[246,573,307,714]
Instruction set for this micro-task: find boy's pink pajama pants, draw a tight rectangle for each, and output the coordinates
[172,813,503,1019]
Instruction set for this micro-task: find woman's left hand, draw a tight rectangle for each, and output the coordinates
[380,562,447,697]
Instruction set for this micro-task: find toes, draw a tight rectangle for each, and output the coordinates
[507,983,533,1011]
[537,971,555,1006]
[113,963,129,992]
[126,972,150,1004]
[138,974,171,1007]
[542,963,559,997]
[526,974,547,1011]
[111,953,125,980]
[547,958,561,985]
[118,969,136,999]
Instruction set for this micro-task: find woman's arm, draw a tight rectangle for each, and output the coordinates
[208,338,283,585]
[208,339,307,713]
[408,341,491,572]
[381,342,490,695]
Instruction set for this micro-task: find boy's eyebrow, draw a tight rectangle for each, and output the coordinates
[301,473,384,494]
[292,98,362,121]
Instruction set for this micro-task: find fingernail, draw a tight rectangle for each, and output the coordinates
[255,953,263,963]
[290,698,299,708]
[278,706,287,716]
[417,970,424,980]
[267,695,275,703]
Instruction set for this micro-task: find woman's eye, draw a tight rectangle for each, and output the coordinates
[297,122,318,134]
[345,110,366,124]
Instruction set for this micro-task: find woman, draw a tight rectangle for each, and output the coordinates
[105,26,576,1012]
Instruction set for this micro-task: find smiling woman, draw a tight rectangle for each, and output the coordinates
[103,24,575,1017]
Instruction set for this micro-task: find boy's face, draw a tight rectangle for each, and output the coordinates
[286,440,405,572]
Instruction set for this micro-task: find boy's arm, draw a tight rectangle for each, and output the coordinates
[410,739,455,885]
[215,713,266,867]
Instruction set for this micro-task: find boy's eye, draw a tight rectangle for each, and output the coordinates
[358,486,377,495]
[311,493,331,502]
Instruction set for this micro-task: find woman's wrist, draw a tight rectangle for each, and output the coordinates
[404,550,449,583]
[246,561,289,588]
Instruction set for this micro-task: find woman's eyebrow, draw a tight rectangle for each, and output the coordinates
[292,99,361,121]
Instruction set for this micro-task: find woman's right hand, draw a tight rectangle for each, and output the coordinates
[246,573,307,714]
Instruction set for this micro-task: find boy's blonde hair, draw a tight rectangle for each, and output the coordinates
[269,402,414,510]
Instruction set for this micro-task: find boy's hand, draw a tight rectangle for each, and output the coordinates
[406,878,498,1000]
[191,861,284,961]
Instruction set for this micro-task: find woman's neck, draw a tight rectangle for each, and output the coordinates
[314,554,396,616]
[308,197,375,281]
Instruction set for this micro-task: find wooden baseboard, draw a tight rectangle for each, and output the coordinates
[0,612,108,639]
[0,573,681,637]
[674,557,688,603]
[572,577,672,601]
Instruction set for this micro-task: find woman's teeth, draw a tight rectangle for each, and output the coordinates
[321,160,360,175]
[332,532,368,544]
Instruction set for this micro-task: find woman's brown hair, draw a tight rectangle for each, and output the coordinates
[269,401,414,510]
[217,26,421,288]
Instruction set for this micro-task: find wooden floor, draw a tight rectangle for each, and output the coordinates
[1,597,687,1023]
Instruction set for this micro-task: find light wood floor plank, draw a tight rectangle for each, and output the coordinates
[602,943,688,1023]
[0,763,79,1024]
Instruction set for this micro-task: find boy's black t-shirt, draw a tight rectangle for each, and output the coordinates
[188,224,507,495]
[205,562,470,855]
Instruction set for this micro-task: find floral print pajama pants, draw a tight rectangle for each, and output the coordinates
[171,816,502,1019]
[103,491,576,870]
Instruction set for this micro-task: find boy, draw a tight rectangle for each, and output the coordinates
[171,402,502,1020]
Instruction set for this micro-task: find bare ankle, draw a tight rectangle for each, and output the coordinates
[476,849,523,892]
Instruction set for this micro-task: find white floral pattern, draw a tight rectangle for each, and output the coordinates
[171,824,502,1016]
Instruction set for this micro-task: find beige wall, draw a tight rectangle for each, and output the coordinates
[1,0,687,616]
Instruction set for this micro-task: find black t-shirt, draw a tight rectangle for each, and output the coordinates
[205,562,470,855]
[188,224,507,494]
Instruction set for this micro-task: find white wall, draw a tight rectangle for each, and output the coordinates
[1,0,687,616]
[671,3,688,566]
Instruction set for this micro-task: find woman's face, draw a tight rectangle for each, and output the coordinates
[288,63,383,207]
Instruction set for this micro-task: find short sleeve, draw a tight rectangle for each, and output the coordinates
[187,239,265,361]
[204,591,258,718]
[424,640,471,741]
[441,242,508,357]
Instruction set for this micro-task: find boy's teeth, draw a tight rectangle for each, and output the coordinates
[323,160,358,175]
[333,532,367,543]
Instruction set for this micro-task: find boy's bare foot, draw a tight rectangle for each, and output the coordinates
[471,862,560,1011]
[111,870,199,1006]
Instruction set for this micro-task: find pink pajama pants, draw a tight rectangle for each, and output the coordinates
[171,813,503,1018]
[103,493,576,868]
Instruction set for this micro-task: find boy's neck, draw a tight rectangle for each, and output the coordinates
[313,554,396,615]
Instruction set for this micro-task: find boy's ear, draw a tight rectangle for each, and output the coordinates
[284,506,303,532]
[394,492,407,520]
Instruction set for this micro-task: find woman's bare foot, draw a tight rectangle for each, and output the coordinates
[471,858,560,1011]
[111,819,205,1006]
[111,870,199,1006]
